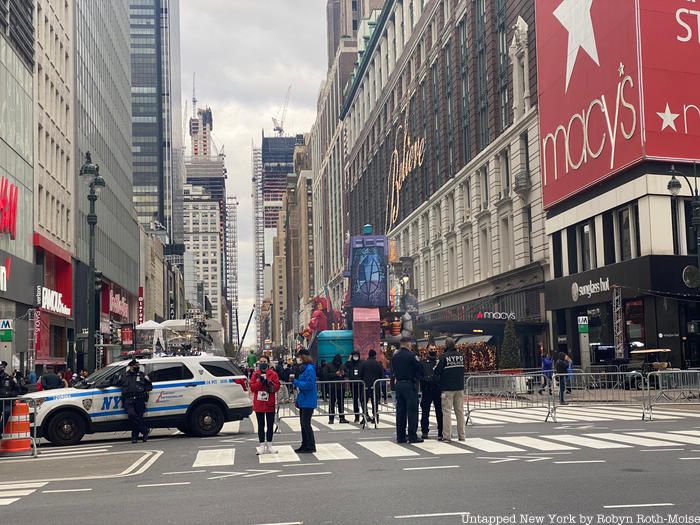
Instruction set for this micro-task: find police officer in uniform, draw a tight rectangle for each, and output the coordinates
[116,360,152,443]
[0,361,20,435]
[391,337,424,443]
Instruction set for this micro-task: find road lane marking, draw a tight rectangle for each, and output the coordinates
[403,465,460,471]
[678,457,700,460]
[554,460,606,464]
[220,421,240,434]
[358,440,419,458]
[277,471,332,478]
[603,503,674,509]
[0,490,36,497]
[42,489,93,493]
[282,463,324,467]
[639,449,684,452]
[411,441,472,455]
[497,436,578,451]
[584,433,682,447]
[629,432,700,445]
[250,522,303,525]
[395,512,467,519]
[312,443,357,461]
[542,435,631,449]
[397,457,439,461]
[193,448,235,467]
[460,438,524,453]
[162,470,206,475]
[0,482,47,490]
[0,499,20,506]
[259,445,299,463]
[137,482,191,488]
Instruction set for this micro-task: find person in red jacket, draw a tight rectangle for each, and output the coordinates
[250,355,280,455]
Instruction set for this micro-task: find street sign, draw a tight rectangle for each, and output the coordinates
[577,316,589,334]
[0,319,13,342]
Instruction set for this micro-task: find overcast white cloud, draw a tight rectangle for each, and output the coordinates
[180,0,328,346]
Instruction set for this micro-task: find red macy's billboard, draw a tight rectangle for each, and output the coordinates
[537,0,700,208]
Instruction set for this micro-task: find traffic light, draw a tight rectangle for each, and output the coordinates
[94,271,103,293]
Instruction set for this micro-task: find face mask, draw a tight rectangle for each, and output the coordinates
[296,358,303,364]
[429,352,437,358]
[131,367,139,373]
[259,363,268,372]
[352,356,359,361]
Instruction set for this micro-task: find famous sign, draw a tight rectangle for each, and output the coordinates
[537,0,700,208]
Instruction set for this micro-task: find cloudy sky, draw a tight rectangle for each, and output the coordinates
[180,0,328,345]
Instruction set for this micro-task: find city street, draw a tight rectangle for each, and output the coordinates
[3,406,700,524]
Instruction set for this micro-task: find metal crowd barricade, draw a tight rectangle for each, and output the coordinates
[274,380,367,432]
[551,371,646,420]
[0,396,38,458]
[464,372,555,424]
[645,370,700,420]
[372,378,393,429]
[582,365,623,389]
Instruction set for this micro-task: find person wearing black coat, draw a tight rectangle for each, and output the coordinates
[419,346,443,439]
[344,351,364,422]
[433,337,465,441]
[359,349,384,423]
[323,354,348,424]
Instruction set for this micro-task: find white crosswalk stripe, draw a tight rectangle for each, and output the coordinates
[411,440,472,455]
[313,443,357,460]
[259,445,299,463]
[497,436,578,451]
[627,432,700,445]
[192,448,235,467]
[583,433,683,447]
[460,438,524,453]
[542,434,631,449]
[358,440,419,458]
[0,482,47,506]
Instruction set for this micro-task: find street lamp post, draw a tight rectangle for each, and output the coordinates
[80,152,105,372]
[668,164,700,272]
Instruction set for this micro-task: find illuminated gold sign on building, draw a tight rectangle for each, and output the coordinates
[386,116,426,229]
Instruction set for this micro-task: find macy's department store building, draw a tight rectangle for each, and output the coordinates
[536,0,700,369]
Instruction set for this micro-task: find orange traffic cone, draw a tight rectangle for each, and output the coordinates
[0,401,34,456]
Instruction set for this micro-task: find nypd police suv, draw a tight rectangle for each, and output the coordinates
[22,355,252,446]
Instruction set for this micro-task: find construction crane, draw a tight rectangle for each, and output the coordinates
[272,84,292,137]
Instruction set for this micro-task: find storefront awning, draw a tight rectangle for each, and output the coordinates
[456,335,493,344]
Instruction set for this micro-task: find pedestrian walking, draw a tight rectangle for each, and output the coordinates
[0,361,20,435]
[40,370,63,390]
[391,337,424,444]
[324,354,348,424]
[344,351,364,422]
[250,355,280,455]
[247,349,258,370]
[292,349,317,453]
[539,352,553,395]
[115,359,152,443]
[434,337,465,442]
[555,352,570,404]
[419,346,443,439]
[359,349,384,423]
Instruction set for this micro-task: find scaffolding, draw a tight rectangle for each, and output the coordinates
[613,285,624,359]
[252,145,264,350]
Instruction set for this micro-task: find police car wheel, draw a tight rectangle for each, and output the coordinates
[47,411,86,446]
[189,403,224,437]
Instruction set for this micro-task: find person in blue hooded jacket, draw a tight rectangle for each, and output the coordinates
[292,348,317,453]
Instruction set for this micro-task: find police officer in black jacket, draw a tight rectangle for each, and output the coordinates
[391,338,424,444]
[359,349,384,423]
[434,337,465,441]
[116,360,153,443]
[420,345,443,439]
[344,351,364,422]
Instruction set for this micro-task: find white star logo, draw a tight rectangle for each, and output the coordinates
[657,103,680,132]
[554,0,600,92]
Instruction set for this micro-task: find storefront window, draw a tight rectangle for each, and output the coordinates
[618,207,632,261]
[624,299,645,349]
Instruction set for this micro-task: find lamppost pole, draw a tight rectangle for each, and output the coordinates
[81,152,104,372]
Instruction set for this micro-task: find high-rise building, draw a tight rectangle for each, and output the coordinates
[225,195,239,346]
[326,0,384,67]
[74,0,140,361]
[182,184,222,324]
[0,0,38,370]
[129,0,184,244]
[189,107,213,158]
[32,0,75,370]
[252,145,263,348]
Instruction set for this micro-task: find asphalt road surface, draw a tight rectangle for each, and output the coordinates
[2,405,700,525]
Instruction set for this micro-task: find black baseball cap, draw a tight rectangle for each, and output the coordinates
[297,349,310,357]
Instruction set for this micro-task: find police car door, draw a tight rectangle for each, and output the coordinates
[144,362,200,421]
[90,364,129,427]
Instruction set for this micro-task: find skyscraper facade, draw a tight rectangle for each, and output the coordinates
[225,195,239,346]
[129,0,184,244]
[74,0,140,349]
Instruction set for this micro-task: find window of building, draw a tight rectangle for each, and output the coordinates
[445,43,455,174]
[463,235,473,284]
[524,205,533,264]
[577,220,596,272]
[496,0,510,130]
[684,200,698,257]
[475,0,489,148]
[500,215,512,271]
[423,258,431,299]
[479,164,489,209]
[480,227,491,277]
[500,148,510,197]
[552,230,563,278]
[435,251,443,295]
[459,20,471,163]
[624,299,645,349]
[431,61,441,184]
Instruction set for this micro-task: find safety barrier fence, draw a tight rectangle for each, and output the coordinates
[551,371,646,420]
[464,372,555,424]
[645,370,700,420]
[275,380,367,432]
[0,397,38,458]
[372,379,394,429]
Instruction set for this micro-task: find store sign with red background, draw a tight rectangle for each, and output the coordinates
[536,0,700,209]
